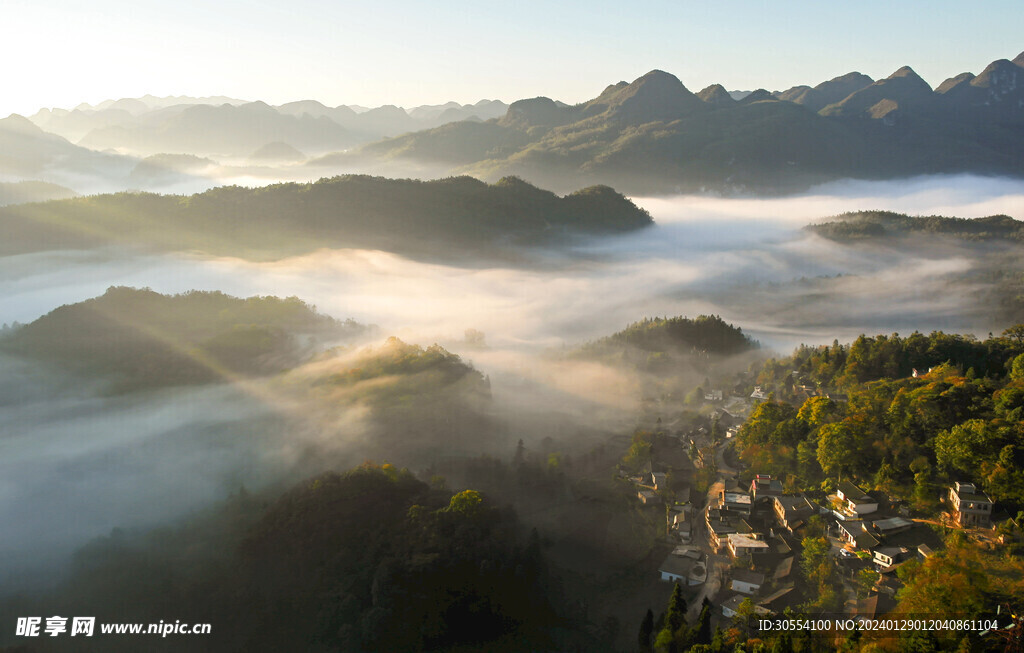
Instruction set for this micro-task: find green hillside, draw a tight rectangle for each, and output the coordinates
[0,287,364,392]
[0,174,652,262]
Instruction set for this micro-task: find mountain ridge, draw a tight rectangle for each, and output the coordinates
[328,53,1024,194]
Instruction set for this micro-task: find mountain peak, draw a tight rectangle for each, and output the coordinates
[972,59,1022,88]
[776,73,873,112]
[625,70,692,98]
[821,65,933,118]
[697,84,735,106]
[500,97,566,128]
[1014,51,1024,67]
[240,100,275,113]
[365,105,408,118]
[738,89,775,104]
[636,69,682,84]
[0,113,45,135]
[584,69,702,124]
[936,72,975,94]
[888,66,926,83]
[824,72,873,87]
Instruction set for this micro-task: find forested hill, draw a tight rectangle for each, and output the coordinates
[806,210,1024,242]
[0,287,366,392]
[573,315,758,368]
[0,175,652,262]
[23,464,576,652]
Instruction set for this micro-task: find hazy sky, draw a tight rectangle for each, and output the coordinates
[4,0,1023,115]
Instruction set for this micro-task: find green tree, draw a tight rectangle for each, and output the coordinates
[1009,353,1024,380]
[935,420,999,476]
[796,395,838,428]
[816,421,855,478]
[1002,325,1024,343]
[695,598,712,645]
[654,584,691,653]
[446,489,483,514]
[638,608,654,652]
[666,583,687,633]
[855,568,877,598]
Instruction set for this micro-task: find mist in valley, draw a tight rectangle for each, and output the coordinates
[1,173,1022,649]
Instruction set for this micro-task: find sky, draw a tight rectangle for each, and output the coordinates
[3,1,1023,115]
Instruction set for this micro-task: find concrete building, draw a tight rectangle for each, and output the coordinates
[727,533,771,558]
[948,482,994,528]
[749,474,784,502]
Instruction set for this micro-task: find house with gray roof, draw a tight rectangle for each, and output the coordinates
[773,495,818,531]
[836,481,878,515]
[731,569,766,595]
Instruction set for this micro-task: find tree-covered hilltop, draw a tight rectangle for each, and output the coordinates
[0,286,366,392]
[239,466,558,651]
[795,209,1024,327]
[300,337,497,466]
[14,464,572,652]
[806,210,1024,242]
[314,336,486,391]
[574,315,759,369]
[737,327,1024,512]
[0,174,653,262]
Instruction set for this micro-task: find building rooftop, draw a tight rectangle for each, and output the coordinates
[751,476,784,493]
[757,586,797,611]
[732,569,765,586]
[775,495,814,511]
[672,546,702,560]
[708,523,737,538]
[659,555,696,578]
[838,480,874,503]
[773,556,794,580]
[854,531,880,550]
[871,517,913,532]
[723,492,752,505]
[721,594,748,613]
[837,520,865,535]
[727,533,771,550]
[952,482,993,503]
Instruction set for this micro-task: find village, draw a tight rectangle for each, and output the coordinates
[622,385,1005,635]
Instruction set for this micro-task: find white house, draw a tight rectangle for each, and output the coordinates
[836,481,878,515]
[731,569,765,595]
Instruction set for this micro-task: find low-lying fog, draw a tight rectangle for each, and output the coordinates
[2,174,1022,590]
[4,174,1022,348]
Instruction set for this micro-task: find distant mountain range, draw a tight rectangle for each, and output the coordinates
[5,52,1024,195]
[1,95,509,194]
[28,95,509,158]
[321,51,1024,194]
[0,113,136,185]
